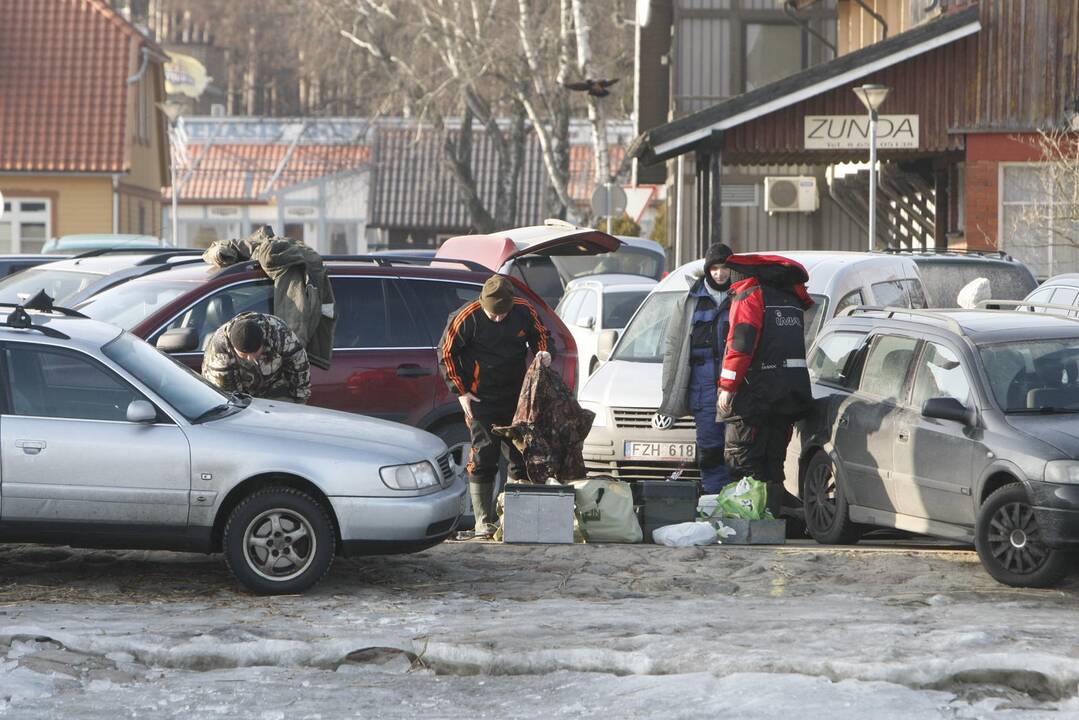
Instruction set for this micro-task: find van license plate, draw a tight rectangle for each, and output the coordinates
[624,441,696,461]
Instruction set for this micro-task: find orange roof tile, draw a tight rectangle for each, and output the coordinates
[0,0,161,173]
[169,143,372,202]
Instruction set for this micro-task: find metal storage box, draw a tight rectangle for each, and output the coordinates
[502,483,575,544]
[713,518,787,545]
[634,480,699,544]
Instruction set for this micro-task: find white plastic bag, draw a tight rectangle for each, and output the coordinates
[697,494,720,519]
[652,521,719,547]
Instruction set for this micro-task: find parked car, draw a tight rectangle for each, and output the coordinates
[1018,274,1079,316]
[0,249,203,307]
[578,251,925,483]
[883,250,1037,307]
[435,222,644,308]
[0,254,68,278]
[42,233,163,254]
[790,305,1079,587]
[75,256,580,472]
[0,303,465,594]
[556,274,656,381]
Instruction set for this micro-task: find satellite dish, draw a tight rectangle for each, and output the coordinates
[636,0,651,27]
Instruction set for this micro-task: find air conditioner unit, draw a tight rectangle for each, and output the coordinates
[764,176,819,214]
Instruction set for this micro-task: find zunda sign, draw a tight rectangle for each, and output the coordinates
[804,115,919,150]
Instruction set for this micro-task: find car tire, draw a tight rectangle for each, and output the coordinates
[802,451,860,545]
[975,483,1071,588]
[223,486,336,595]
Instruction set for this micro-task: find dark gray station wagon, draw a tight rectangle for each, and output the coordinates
[787,305,1079,587]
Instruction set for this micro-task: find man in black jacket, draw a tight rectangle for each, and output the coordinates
[439,275,552,538]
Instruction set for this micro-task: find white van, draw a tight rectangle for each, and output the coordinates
[578,252,925,483]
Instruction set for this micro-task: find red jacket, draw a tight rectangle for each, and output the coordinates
[719,254,813,394]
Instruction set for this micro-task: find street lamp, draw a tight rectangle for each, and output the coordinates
[157,101,186,248]
[853,83,890,252]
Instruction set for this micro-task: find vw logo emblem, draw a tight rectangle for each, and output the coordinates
[651,413,674,430]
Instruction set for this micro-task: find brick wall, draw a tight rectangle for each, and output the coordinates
[963,133,1045,251]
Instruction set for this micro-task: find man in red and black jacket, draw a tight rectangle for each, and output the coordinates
[439,275,552,538]
[716,253,814,517]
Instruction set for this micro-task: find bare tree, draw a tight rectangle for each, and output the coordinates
[1004,129,1079,275]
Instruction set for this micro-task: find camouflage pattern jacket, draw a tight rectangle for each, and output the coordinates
[493,357,595,483]
[202,312,312,403]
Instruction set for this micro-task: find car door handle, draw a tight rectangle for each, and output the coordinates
[396,364,433,378]
[15,439,46,455]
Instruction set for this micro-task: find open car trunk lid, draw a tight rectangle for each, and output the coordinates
[437,226,622,272]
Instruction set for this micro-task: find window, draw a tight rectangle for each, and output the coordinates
[859,335,918,401]
[0,268,102,305]
[744,23,804,92]
[601,290,649,329]
[1001,164,1079,278]
[1021,287,1056,312]
[0,198,51,254]
[5,345,145,422]
[871,280,907,308]
[911,343,971,411]
[509,257,564,307]
[404,280,482,345]
[81,280,194,331]
[578,291,598,325]
[835,290,864,316]
[809,332,865,386]
[1048,287,1079,315]
[552,247,664,281]
[901,280,928,309]
[163,282,274,350]
[332,278,426,349]
[611,291,681,363]
[557,290,584,323]
[802,293,828,344]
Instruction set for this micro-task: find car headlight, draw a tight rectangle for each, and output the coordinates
[579,400,607,428]
[380,461,441,491]
[1044,460,1079,485]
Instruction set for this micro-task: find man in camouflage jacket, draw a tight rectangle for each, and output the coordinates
[202,312,312,404]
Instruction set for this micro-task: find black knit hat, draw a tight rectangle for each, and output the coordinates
[704,243,733,272]
[228,317,265,353]
[480,275,514,315]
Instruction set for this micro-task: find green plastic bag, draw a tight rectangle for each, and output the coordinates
[715,477,769,520]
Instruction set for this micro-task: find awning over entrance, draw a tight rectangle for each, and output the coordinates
[633,5,981,166]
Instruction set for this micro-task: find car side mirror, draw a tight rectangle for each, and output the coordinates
[597,329,619,361]
[922,396,974,425]
[156,327,199,353]
[576,315,595,330]
[126,399,157,423]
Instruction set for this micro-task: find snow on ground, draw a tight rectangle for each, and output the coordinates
[0,539,1077,718]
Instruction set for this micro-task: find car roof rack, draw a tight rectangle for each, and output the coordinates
[0,291,87,339]
[213,254,489,278]
[878,247,1015,260]
[73,247,200,260]
[977,299,1079,319]
[839,305,966,334]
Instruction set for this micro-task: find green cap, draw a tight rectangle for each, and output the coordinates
[480,275,514,315]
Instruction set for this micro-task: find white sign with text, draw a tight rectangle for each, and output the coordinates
[804,115,919,150]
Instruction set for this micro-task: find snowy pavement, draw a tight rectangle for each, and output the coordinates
[1,539,1077,719]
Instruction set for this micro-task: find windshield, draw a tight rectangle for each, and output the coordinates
[612,291,680,362]
[552,247,664,281]
[103,332,229,421]
[0,268,102,305]
[917,262,1037,307]
[79,280,193,330]
[602,290,650,329]
[979,338,1079,413]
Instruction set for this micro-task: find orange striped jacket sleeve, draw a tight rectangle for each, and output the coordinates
[515,298,550,356]
[439,300,481,395]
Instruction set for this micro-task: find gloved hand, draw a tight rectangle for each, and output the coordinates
[536,351,552,367]
[717,390,734,417]
[459,392,482,421]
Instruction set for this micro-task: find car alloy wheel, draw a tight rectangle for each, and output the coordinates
[975,483,1071,588]
[243,508,317,582]
[805,461,838,531]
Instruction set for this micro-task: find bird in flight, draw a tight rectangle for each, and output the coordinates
[563,78,620,98]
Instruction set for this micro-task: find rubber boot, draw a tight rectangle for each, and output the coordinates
[765,482,783,519]
[469,480,497,536]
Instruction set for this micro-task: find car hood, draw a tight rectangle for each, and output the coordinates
[1004,414,1079,458]
[580,359,663,409]
[207,399,445,462]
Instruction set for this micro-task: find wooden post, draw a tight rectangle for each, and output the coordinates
[710,130,724,253]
